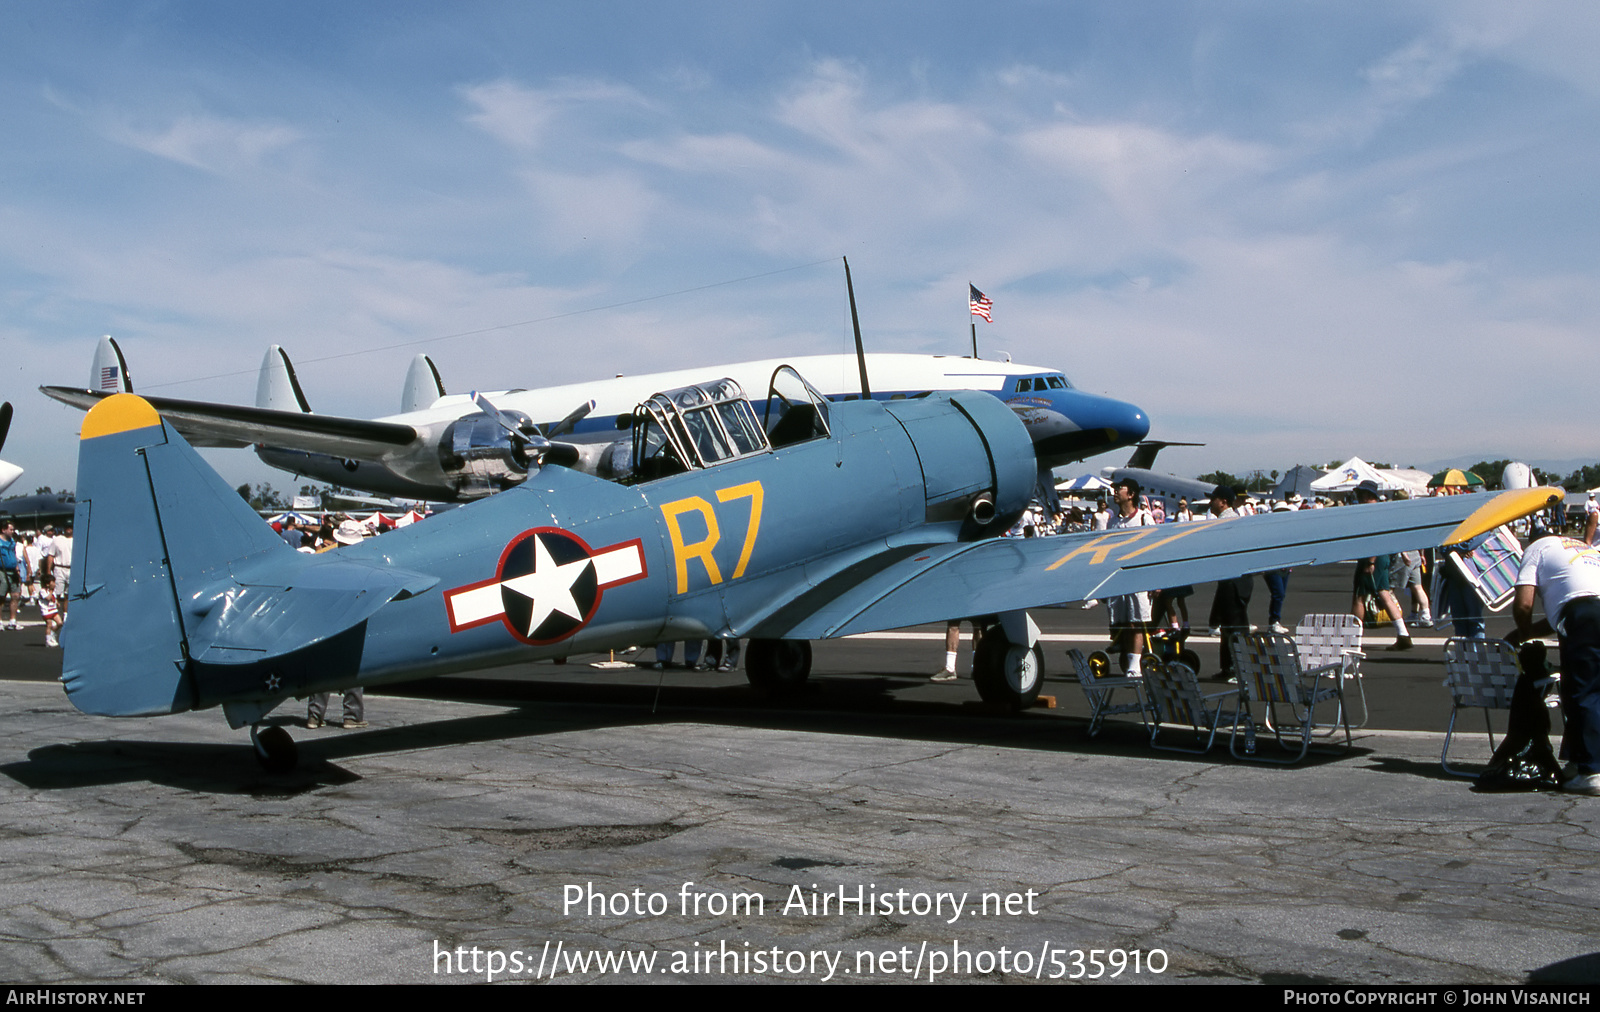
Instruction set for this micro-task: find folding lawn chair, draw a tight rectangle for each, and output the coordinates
[1229,631,1352,764]
[1066,648,1152,737]
[1441,637,1560,777]
[1142,660,1247,754]
[1295,613,1368,730]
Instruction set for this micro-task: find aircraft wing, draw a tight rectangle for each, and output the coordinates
[40,386,419,455]
[755,489,1561,640]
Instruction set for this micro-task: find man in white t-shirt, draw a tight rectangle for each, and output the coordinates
[40,522,72,618]
[1512,531,1600,795]
[1104,479,1156,676]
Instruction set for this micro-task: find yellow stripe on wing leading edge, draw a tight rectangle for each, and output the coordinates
[80,393,161,440]
[1444,486,1564,545]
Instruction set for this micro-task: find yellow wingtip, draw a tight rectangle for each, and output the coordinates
[1444,486,1565,545]
[81,393,161,441]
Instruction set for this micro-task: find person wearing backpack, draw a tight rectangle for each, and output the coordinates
[0,522,21,631]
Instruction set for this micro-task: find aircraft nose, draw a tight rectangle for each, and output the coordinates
[1097,395,1150,449]
[1024,389,1151,469]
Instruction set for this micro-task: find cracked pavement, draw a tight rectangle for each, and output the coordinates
[0,679,1596,984]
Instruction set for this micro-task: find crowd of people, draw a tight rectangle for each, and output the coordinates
[0,521,71,647]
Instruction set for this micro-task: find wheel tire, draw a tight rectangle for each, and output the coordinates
[1086,649,1112,680]
[1177,648,1203,676]
[973,630,1043,710]
[744,639,812,695]
[252,725,298,773]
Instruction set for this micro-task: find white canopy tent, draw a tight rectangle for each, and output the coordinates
[1310,457,1406,494]
[1056,473,1112,493]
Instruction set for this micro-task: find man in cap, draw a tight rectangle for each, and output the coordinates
[1511,528,1600,795]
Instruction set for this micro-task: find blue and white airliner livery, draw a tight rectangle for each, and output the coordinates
[42,338,1149,502]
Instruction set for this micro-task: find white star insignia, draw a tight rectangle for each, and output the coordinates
[499,535,593,636]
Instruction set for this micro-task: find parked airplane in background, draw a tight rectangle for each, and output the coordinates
[42,337,1149,502]
[1099,440,1215,512]
[0,402,20,497]
[61,372,1558,771]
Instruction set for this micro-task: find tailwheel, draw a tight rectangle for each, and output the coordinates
[251,724,299,773]
[744,639,812,695]
[1087,650,1113,680]
[973,627,1044,710]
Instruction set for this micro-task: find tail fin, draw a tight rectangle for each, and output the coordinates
[1124,440,1205,470]
[63,394,435,720]
[63,395,285,716]
[255,345,312,412]
[401,353,447,413]
[89,335,133,394]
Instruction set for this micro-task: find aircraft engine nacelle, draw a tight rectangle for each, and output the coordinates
[436,412,535,498]
[884,392,1036,533]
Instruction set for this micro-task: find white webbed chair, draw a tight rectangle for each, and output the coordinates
[1141,659,1247,755]
[1440,637,1560,777]
[1229,632,1352,764]
[1295,613,1368,730]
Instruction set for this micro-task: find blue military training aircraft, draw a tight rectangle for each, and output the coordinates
[62,368,1559,772]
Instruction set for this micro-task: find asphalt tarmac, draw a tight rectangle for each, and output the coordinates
[3,563,1596,986]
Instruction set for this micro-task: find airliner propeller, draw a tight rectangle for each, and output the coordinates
[470,391,579,469]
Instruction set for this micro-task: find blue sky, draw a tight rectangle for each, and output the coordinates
[4,1,1599,491]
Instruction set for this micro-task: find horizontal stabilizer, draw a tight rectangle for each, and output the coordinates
[189,558,437,665]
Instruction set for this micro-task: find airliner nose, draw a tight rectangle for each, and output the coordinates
[1025,390,1151,470]
[1098,396,1150,449]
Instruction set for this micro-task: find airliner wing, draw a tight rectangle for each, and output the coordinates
[41,386,419,456]
[755,488,1561,640]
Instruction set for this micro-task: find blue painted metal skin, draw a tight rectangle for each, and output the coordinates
[61,383,1558,737]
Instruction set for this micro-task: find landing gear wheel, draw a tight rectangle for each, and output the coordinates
[1087,650,1113,680]
[973,629,1044,710]
[744,639,812,695]
[251,725,298,773]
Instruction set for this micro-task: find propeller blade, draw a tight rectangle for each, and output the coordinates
[0,402,11,454]
[546,399,596,438]
[470,391,552,466]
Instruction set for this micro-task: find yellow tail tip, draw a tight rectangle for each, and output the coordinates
[81,393,161,440]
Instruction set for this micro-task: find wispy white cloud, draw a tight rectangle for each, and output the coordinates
[4,4,1599,489]
[106,114,302,175]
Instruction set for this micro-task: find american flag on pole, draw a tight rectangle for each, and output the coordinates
[969,284,993,322]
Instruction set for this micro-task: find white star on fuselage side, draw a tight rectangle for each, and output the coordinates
[499,536,592,636]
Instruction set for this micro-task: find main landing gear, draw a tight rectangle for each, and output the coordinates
[971,614,1044,711]
[251,724,299,773]
[744,638,812,695]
